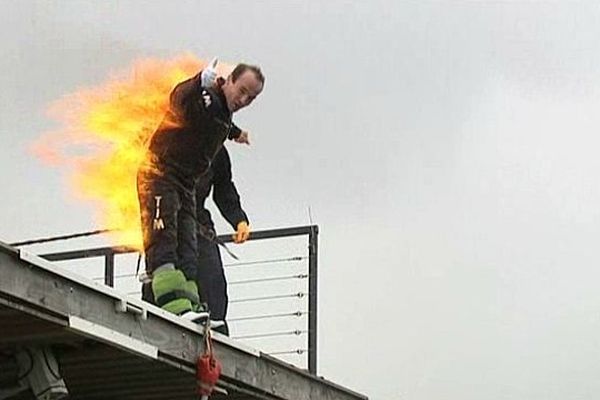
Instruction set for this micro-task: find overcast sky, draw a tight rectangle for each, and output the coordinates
[3,1,600,399]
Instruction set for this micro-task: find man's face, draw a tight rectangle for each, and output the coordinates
[222,70,263,113]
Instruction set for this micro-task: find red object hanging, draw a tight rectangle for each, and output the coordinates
[197,353,222,396]
[196,323,222,397]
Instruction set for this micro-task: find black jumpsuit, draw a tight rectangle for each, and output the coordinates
[137,71,240,308]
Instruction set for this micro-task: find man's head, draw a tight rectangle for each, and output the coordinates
[222,64,264,113]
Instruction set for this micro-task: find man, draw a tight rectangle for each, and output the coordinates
[137,62,264,319]
[195,145,250,335]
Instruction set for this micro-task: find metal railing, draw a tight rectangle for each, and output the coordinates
[38,225,319,374]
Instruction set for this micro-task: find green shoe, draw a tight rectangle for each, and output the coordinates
[183,280,201,310]
[152,267,192,315]
[162,298,193,315]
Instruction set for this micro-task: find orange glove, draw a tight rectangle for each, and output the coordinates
[233,221,250,243]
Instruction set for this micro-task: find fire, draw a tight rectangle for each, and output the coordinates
[32,54,233,248]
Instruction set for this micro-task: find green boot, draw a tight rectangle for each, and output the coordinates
[183,280,201,311]
[152,266,192,315]
[179,280,210,322]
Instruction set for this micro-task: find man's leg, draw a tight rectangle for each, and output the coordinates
[196,230,230,335]
[141,282,154,304]
[175,185,202,312]
[137,169,195,315]
[177,186,199,283]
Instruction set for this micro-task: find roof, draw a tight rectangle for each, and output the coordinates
[0,241,368,400]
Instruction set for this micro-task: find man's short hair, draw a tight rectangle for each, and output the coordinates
[230,63,265,85]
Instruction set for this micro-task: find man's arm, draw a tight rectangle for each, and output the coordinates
[212,147,250,242]
[168,71,228,126]
[166,73,201,124]
[228,123,250,145]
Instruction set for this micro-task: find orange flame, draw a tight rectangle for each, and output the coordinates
[32,54,233,248]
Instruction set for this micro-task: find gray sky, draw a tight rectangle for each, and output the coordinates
[3,1,600,399]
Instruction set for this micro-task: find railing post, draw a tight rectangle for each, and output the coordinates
[308,225,318,374]
[104,253,115,287]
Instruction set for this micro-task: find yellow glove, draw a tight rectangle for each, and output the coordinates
[233,221,250,243]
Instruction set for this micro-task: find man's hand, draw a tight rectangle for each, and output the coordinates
[201,57,219,87]
[233,221,251,243]
[234,131,251,145]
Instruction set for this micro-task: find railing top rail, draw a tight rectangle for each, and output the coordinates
[40,225,318,261]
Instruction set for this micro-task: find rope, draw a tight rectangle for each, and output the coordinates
[203,319,214,357]
[268,349,308,356]
[223,256,306,268]
[229,292,307,304]
[229,273,308,285]
[229,310,307,322]
[233,329,308,340]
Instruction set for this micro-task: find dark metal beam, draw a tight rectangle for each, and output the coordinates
[308,225,319,374]
[218,225,317,243]
[104,253,115,287]
[40,226,318,261]
[41,245,136,261]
